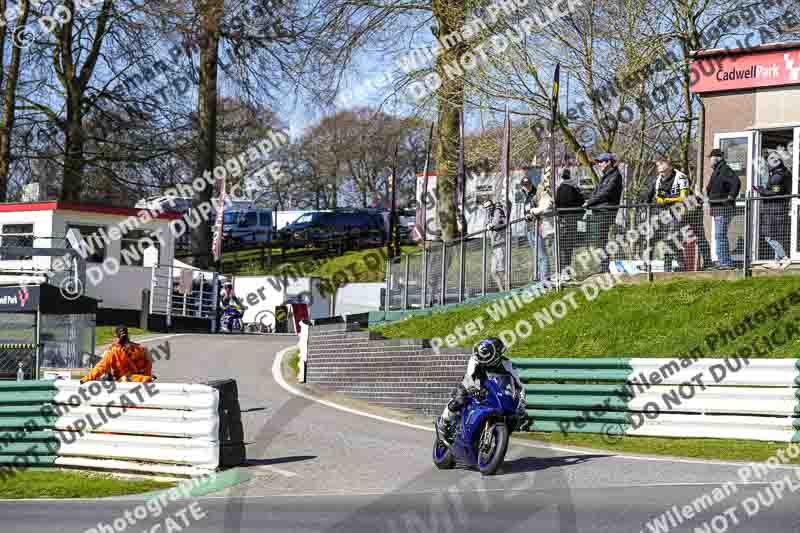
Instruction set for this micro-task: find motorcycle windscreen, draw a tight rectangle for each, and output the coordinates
[484,373,519,412]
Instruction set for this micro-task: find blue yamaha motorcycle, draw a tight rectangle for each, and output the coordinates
[433,373,524,475]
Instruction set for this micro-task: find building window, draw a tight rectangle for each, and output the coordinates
[65,224,107,263]
[120,230,159,267]
[0,224,34,260]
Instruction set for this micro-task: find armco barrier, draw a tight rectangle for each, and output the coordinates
[517,358,800,442]
[0,379,244,477]
[304,323,800,442]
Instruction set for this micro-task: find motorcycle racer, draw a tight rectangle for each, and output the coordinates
[436,337,526,443]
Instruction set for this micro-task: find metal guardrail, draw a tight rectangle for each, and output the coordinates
[386,194,800,310]
[514,357,800,442]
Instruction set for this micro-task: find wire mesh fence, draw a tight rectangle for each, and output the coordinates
[384,195,800,310]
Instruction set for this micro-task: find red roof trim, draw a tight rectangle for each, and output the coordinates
[0,201,182,220]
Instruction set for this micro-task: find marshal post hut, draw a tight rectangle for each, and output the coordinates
[691,41,800,265]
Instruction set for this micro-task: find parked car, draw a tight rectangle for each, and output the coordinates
[220,208,273,244]
[281,210,385,248]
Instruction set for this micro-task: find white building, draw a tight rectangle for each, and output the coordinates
[0,201,182,325]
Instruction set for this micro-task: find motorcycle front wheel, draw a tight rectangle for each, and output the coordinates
[432,435,455,469]
[477,421,509,476]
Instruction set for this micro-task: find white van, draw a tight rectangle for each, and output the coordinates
[221,208,274,243]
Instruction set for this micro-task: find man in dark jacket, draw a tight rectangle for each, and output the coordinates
[756,153,792,262]
[705,148,741,269]
[555,169,584,279]
[584,153,623,272]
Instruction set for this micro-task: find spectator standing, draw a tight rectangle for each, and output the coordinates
[529,179,555,280]
[641,158,689,272]
[755,152,792,265]
[583,153,623,273]
[705,148,741,269]
[554,169,584,280]
[520,177,538,280]
[484,200,507,291]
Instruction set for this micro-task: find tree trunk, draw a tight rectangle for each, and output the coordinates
[0,0,30,202]
[432,0,466,244]
[190,0,222,270]
[61,96,86,201]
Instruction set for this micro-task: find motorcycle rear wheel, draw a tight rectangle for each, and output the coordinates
[477,421,509,476]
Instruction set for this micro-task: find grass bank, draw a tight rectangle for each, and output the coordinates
[95,327,150,347]
[518,432,800,463]
[0,469,172,499]
[375,277,800,357]
[232,245,418,281]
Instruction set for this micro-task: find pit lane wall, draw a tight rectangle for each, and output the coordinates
[0,379,245,477]
[303,323,800,441]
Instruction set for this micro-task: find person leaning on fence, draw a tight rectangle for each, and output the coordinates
[755,152,792,266]
[484,200,507,292]
[705,148,741,270]
[641,158,690,272]
[520,176,538,279]
[583,153,623,273]
[555,169,584,280]
[80,326,154,383]
[528,179,554,281]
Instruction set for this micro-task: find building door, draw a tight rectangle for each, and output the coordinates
[712,132,754,264]
[751,128,795,262]
[792,128,800,262]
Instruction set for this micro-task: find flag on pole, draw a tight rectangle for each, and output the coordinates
[500,102,511,211]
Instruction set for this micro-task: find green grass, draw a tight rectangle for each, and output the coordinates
[231,245,419,281]
[518,432,800,463]
[287,349,300,377]
[0,469,173,499]
[375,276,800,357]
[95,327,150,347]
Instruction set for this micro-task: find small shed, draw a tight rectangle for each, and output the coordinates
[0,283,98,380]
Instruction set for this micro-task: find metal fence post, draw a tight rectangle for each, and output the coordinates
[166,265,173,329]
[505,219,512,291]
[385,258,391,310]
[440,241,447,305]
[421,246,428,308]
[534,219,539,281]
[458,235,465,303]
[403,255,410,310]
[646,205,654,282]
[554,209,561,292]
[743,193,751,278]
[481,230,487,297]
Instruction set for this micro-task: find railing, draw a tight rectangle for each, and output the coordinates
[386,194,800,310]
[150,264,219,327]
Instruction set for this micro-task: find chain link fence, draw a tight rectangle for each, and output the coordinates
[385,195,800,310]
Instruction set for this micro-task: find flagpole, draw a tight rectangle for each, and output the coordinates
[459,109,466,236]
[551,64,561,289]
[420,122,434,308]
[504,101,510,215]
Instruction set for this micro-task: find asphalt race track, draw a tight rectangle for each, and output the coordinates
[2,334,799,533]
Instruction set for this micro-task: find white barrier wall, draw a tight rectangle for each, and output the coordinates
[335,282,384,316]
[50,381,221,475]
[233,276,331,327]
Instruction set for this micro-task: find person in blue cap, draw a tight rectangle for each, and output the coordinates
[583,153,623,272]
